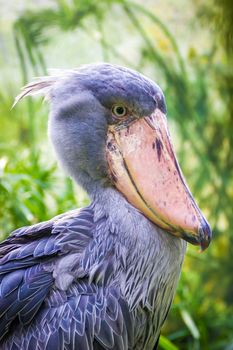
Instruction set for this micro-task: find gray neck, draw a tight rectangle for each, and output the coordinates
[91,187,186,343]
[92,186,186,255]
[92,187,186,294]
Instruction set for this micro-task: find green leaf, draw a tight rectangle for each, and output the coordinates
[180,309,200,339]
[159,335,179,350]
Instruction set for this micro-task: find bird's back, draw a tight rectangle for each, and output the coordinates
[0,205,167,350]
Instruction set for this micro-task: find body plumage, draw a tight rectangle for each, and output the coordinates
[0,63,210,349]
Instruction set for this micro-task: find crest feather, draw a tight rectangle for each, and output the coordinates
[12,69,75,108]
[12,76,57,108]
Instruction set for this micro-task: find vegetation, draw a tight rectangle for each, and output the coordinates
[0,0,232,348]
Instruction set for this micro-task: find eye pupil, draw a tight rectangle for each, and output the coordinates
[116,106,124,115]
[112,105,127,118]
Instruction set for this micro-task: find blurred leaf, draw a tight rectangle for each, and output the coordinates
[180,309,200,339]
[159,335,179,350]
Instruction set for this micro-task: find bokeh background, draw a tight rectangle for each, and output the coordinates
[0,0,232,349]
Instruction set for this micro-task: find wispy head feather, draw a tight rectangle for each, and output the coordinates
[12,69,75,108]
[12,76,57,108]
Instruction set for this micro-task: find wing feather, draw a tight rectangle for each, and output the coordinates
[0,206,134,349]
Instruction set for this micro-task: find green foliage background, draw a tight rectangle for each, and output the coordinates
[0,0,232,348]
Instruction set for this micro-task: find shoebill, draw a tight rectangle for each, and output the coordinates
[0,63,211,350]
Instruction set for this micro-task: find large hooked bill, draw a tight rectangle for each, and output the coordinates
[106,109,212,251]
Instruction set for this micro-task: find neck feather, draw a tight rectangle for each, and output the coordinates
[90,187,186,323]
[91,186,186,261]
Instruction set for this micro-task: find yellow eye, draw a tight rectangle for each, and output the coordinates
[112,104,128,119]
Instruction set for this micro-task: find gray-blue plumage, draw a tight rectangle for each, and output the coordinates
[0,63,186,349]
